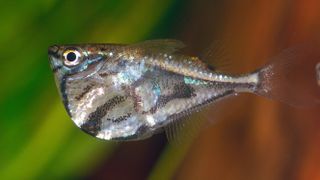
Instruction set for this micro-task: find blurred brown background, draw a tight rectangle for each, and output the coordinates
[89,0,320,179]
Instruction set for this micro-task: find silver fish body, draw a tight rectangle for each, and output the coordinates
[48,40,260,140]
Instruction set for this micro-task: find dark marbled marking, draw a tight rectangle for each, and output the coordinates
[87,95,126,121]
[99,71,118,77]
[75,84,94,101]
[81,95,127,136]
[107,113,132,123]
[60,77,71,116]
[149,83,195,114]
[80,118,102,136]
[52,65,63,72]
[173,83,196,98]
[166,90,234,122]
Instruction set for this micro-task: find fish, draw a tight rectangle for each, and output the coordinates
[48,39,320,141]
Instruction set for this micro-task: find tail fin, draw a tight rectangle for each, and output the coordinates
[255,44,320,107]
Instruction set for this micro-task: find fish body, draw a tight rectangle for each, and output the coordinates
[48,39,316,141]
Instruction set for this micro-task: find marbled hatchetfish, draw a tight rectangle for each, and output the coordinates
[48,39,320,141]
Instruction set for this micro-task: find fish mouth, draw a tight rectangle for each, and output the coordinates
[48,45,59,59]
[48,45,59,56]
[48,45,62,72]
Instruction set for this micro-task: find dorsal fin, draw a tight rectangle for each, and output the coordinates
[201,40,231,72]
[128,39,186,54]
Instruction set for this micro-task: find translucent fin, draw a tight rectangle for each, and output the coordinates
[201,40,231,72]
[164,113,205,145]
[129,39,185,54]
[316,62,320,86]
[256,44,320,107]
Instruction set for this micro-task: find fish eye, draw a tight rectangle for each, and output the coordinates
[63,49,81,66]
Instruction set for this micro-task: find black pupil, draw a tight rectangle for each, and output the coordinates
[66,52,77,61]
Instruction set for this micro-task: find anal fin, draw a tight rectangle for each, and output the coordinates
[164,112,205,145]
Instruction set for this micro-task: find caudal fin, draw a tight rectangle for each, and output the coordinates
[256,44,320,107]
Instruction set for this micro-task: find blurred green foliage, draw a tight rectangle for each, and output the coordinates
[0,0,192,179]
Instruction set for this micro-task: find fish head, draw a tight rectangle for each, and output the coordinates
[48,44,111,102]
[48,44,109,124]
[48,44,155,141]
[48,44,107,78]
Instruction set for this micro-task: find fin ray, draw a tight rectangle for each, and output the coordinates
[256,43,320,107]
[164,112,205,145]
[128,39,185,54]
[201,40,231,72]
